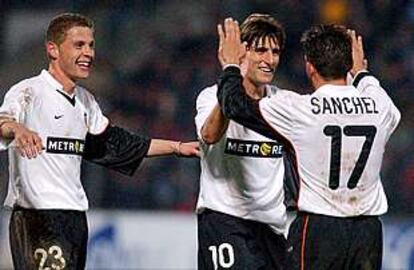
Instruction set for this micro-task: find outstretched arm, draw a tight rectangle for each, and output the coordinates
[147,139,199,157]
[84,125,199,176]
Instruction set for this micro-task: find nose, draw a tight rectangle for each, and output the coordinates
[263,51,277,66]
[83,46,94,58]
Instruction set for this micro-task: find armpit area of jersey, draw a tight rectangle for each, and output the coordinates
[83,125,151,176]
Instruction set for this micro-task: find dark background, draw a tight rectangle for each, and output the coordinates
[0,0,412,215]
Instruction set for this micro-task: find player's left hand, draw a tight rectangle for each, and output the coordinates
[348,29,368,76]
[217,17,246,68]
[177,141,200,157]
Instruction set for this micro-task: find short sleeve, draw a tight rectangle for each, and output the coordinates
[352,72,401,138]
[384,99,401,140]
[195,85,218,139]
[0,86,33,149]
[259,90,299,139]
[84,125,151,176]
[86,93,109,135]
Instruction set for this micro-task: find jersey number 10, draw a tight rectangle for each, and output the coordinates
[323,125,377,190]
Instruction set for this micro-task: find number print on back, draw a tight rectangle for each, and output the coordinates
[34,245,66,270]
[208,243,235,269]
[323,125,377,189]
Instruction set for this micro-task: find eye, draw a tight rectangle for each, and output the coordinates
[74,42,84,49]
[272,48,281,55]
[255,47,268,54]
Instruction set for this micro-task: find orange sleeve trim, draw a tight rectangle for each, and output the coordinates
[301,215,310,270]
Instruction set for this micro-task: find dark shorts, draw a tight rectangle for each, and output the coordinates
[9,207,88,270]
[286,212,382,270]
[198,209,286,270]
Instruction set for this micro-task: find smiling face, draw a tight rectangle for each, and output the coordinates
[244,36,280,88]
[48,26,95,83]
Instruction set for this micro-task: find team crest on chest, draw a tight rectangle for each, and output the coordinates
[18,87,34,111]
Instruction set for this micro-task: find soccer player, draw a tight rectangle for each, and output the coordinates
[195,14,290,270]
[0,13,199,269]
[216,19,400,269]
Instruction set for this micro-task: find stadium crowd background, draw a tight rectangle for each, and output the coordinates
[0,0,412,215]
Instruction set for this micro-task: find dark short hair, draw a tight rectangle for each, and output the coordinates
[240,13,286,51]
[46,13,94,45]
[301,24,352,80]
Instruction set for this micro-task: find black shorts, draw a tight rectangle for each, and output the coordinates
[198,209,286,270]
[9,207,88,270]
[286,212,382,270]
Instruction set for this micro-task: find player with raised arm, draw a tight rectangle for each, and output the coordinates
[0,13,199,269]
[216,19,400,269]
[195,14,291,270]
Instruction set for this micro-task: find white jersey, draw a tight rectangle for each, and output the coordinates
[195,85,287,234]
[257,73,400,217]
[0,70,109,210]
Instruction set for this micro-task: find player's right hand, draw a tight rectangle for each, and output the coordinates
[6,122,44,158]
[176,141,200,157]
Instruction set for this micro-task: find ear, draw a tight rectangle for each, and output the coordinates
[305,60,316,78]
[46,41,59,60]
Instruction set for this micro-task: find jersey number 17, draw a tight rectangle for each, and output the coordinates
[323,125,377,190]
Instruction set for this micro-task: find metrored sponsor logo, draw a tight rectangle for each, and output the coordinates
[225,138,283,158]
[46,137,85,155]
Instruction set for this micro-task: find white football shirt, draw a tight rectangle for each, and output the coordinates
[0,70,109,210]
[195,85,287,234]
[258,73,400,217]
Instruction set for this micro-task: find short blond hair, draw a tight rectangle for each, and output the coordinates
[46,13,94,45]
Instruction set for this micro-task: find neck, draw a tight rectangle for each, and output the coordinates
[312,76,346,91]
[48,64,76,95]
[243,80,266,100]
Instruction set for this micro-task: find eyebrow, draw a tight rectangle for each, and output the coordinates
[73,40,95,45]
[254,46,281,52]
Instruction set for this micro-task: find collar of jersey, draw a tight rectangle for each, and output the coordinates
[314,84,358,97]
[264,85,272,97]
[40,69,76,98]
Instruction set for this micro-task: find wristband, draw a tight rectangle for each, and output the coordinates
[174,141,182,156]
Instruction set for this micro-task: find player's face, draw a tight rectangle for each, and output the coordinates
[244,36,280,87]
[55,26,95,81]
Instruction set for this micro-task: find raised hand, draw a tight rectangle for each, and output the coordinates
[348,29,368,76]
[217,18,246,68]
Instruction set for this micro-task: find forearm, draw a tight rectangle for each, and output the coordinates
[201,104,229,144]
[147,139,181,157]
